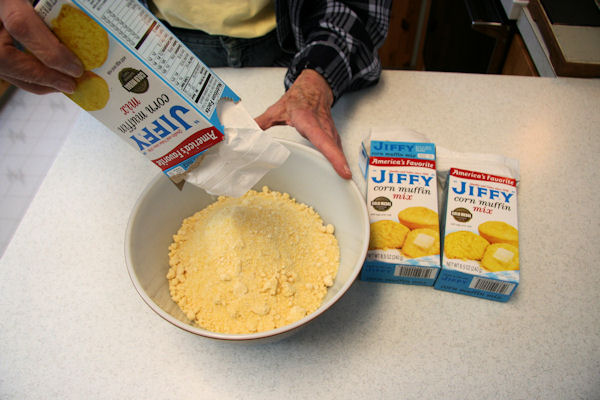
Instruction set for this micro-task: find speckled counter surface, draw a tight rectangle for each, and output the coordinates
[1,69,599,400]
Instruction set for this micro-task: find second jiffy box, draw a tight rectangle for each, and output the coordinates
[360,130,441,285]
[434,161,520,302]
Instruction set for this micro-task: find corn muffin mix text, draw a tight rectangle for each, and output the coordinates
[360,138,441,285]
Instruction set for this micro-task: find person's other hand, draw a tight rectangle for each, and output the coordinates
[0,0,83,93]
[255,69,352,180]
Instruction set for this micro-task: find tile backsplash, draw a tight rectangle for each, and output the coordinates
[0,88,80,257]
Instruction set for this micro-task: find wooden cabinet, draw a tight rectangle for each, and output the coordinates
[379,0,431,70]
[381,0,540,77]
[526,0,600,78]
[502,33,539,76]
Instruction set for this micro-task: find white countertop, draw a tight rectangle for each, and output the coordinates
[1,68,599,400]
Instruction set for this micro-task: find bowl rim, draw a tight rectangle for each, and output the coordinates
[124,138,369,341]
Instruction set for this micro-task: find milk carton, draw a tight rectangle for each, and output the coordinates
[434,161,520,302]
[35,0,288,196]
[359,131,441,285]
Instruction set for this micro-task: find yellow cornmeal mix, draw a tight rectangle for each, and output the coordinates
[167,186,340,334]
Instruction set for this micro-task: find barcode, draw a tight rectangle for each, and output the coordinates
[394,266,436,279]
[469,277,515,295]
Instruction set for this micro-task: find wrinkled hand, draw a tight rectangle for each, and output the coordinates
[255,69,352,179]
[0,0,83,93]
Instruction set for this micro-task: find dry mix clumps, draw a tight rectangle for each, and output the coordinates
[167,186,340,334]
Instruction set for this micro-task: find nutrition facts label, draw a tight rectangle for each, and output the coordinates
[77,0,223,118]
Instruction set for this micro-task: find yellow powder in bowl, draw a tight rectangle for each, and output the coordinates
[167,186,340,334]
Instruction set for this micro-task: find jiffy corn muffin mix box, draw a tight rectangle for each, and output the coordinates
[360,140,441,285]
[35,0,239,182]
[434,168,519,302]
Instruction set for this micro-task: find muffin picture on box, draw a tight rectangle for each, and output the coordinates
[443,221,519,272]
[51,4,110,111]
[368,207,440,260]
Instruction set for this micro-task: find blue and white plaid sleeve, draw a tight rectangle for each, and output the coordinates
[277,0,392,102]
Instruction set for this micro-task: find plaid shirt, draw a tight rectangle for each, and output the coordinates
[277,0,392,102]
[139,0,391,102]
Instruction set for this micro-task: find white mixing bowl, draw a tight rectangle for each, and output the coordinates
[125,139,369,341]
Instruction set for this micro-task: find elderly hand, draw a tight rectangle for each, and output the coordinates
[0,0,83,93]
[255,69,352,180]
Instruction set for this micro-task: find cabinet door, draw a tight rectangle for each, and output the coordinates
[502,33,539,76]
[379,0,431,69]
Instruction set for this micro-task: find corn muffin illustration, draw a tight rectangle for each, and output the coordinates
[51,4,109,70]
[480,243,519,272]
[478,221,519,246]
[369,220,410,250]
[401,228,439,258]
[397,206,439,230]
[444,230,490,260]
[66,70,109,111]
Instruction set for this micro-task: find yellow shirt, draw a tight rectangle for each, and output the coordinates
[150,0,276,39]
